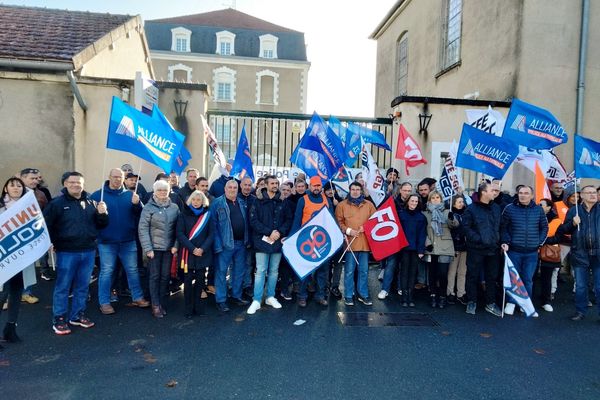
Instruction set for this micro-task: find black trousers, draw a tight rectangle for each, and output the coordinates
[0,273,23,323]
[148,251,172,307]
[400,250,419,295]
[466,250,498,305]
[427,255,450,298]
[184,268,205,315]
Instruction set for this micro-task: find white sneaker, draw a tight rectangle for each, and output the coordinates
[265,297,282,309]
[247,300,261,314]
[504,303,515,315]
[542,304,554,312]
[377,290,388,300]
[532,312,539,318]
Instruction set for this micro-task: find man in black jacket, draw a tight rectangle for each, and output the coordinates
[43,172,108,335]
[246,176,291,314]
[461,181,503,317]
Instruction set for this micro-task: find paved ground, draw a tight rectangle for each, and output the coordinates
[1,268,599,400]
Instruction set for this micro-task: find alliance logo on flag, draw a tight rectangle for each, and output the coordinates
[510,114,527,132]
[116,116,135,138]
[578,147,600,167]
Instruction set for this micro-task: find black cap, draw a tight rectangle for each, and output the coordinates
[125,172,140,180]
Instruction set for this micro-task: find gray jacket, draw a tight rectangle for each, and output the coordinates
[138,197,179,253]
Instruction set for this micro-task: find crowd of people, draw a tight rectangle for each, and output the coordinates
[0,165,599,346]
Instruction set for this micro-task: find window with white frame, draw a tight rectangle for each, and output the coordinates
[216,31,236,55]
[396,33,408,95]
[167,63,192,82]
[259,34,278,59]
[170,27,191,52]
[441,0,462,70]
[213,66,236,102]
[256,69,279,105]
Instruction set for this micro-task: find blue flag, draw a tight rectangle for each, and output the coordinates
[151,106,190,174]
[574,135,600,179]
[503,98,568,150]
[290,112,346,179]
[107,97,184,173]
[349,122,391,151]
[456,123,519,178]
[328,116,362,167]
[231,125,254,181]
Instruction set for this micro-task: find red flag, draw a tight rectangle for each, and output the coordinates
[364,197,408,261]
[395,124,427,175]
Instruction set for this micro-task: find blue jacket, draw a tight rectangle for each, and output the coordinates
[91,182,141,243]
[209,175,233,198]
[398,208,427,253]
[559,203,600,268]
[501,199,548,253]
[211,195,248,253]
[249,189,291,253]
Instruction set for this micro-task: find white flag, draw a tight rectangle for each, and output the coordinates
[0,191,51,286]
[516,147,568,182]
[465,105,506,136]
[503,254,536,317]
[361,144,386,207]
[201,114,227,171]
[282,208,343,280]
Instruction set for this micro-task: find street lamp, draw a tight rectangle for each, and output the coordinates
[173,99,188,118]
[418,103,432,135]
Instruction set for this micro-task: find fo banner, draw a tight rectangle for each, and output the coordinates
[364,197,408,261]
[0,191,51,286]
[282,208,343,280]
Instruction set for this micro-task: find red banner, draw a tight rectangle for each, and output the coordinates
[364,197,408,261]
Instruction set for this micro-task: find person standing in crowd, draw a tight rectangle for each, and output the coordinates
[538,198,562,312]
[239,176,257,298]
[384,168,399,196]
[44,171,108,335]
[91,169,149,315]
[280,181,293,199]
[169,172,181,195]
[292,176,334,307]
[423,191,458,309]
[195,176,215,203]
[447,195,468,305]
[138,180,179,318]
[491,179,512,209]
[176,190,214,318]
[336,181,376,306]
[549,181,565,204]
[0,178,38,346]
[209,164,233,198]
[278,179,305,301]
[178,168,199,204]
[121,163,148,198]
[393,182,413,211]
[415,178,436,289]
[28,168,55,282]
[289,179,307,204]
[247,176,291,314]
[212,180,249,312]
[461,181,503,316]
[501,185,548,316]
[324,181,342,298]
[559,185,600,321]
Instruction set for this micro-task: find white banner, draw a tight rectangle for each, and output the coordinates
[361,144,386,207]
[282,208,343,280]
[516,147,568,182]
[503,253,536,317]
[0,191,51,286]
[201,114,227,170]
[465,105,506,137]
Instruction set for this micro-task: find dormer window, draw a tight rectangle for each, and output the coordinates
[216,30,236,56]
[170,27,191,52]
[259,34,278,59]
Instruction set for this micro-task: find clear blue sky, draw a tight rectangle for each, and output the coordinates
[10,0,398,117]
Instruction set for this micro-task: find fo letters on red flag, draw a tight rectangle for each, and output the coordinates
[364,197,408,261]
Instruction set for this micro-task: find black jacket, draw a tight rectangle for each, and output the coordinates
[43,188,108,252]
[461,201,501,254]
[501,199,548,253]
[249,189,292,253]
[176,206,214,269]
[559,203,600,268]
[449,207,467,252]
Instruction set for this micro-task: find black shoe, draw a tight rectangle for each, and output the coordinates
[3,322,21,343]
[216,302,230,312]
[430,295,437,308]
[447,295,456,305]
[233,298,249,306]
[571,312,585,321]
[438,296,447,309]
[41,271,56,281]
[357,296,373,306]
[457,295,468,305]
[330,287,342,299]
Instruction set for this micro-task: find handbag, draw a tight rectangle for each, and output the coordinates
[539,244,561,263]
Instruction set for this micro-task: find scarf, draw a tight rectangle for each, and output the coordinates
[153,195,170,207]
[348,195,365,206]
[180,209,211,273]
[427,202,446,236]
[188,205,205,216]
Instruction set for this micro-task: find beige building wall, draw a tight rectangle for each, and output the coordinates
[0,72,74,194]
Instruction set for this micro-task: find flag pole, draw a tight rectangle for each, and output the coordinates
[134,158,143,194]
[501,253,506,318]
[338,236,358,263]
[49,248,56,272]
[574,172,580,231]
[100,149,108,202]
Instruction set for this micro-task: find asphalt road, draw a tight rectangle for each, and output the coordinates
[1,268,599,400]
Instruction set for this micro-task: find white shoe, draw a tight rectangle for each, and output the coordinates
[504,303,515,315]
[265,297,282,309]
[531,312,539,318]
[542,304,553,312]
[377,290,388,300]
[247,300,261,314]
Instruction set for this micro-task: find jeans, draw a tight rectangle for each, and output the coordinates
[98,241,144,305]
[299,263,328,301]
[466,250,498,305]
[382,253,399,292]
[216,240,246,303]
[344,251,370,299]
[507,251,538,301]
[148,251,172,306]
[243,248,255,289]
[253,252,282,301]
[573,255,600,314]
[53,250,95,321]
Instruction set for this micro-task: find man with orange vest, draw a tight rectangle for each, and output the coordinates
[549,181,569,222]
[291,176,334,307]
